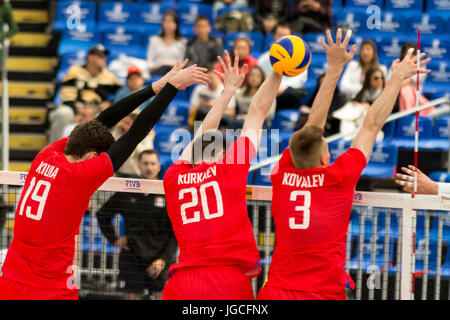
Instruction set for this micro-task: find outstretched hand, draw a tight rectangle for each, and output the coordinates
[168,61,210,90]
[320,28,357,70]
[395,165,438,195]
[391,48,431,81]
[214,50,247,92]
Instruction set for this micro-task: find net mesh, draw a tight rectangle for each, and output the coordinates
[0,176,449,300]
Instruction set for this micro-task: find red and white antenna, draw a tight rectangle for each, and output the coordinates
[413,29,421,198]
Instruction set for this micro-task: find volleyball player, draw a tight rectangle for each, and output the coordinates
[0,61,209,300]
[257,29,431,300]
[162,50,282,300]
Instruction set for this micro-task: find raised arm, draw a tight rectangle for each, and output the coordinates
[351,49,431,162]
[241,71,282,151]
[305,28,356,129]
[96,60,189,129]
[178,50,247,163]
[107,64,209,172]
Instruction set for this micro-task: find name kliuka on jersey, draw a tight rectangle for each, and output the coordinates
[282,172,324,188]
[36,161,59,179]
[178,166,217,185]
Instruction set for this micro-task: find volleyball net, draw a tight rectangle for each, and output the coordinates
[0,171,449,300]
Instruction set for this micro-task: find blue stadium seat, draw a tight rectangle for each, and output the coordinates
[421,35,450,61]
[303,33,326,55]
[254,162,276,186]
[278,131,292,152]
[386,0,423,13]
[345,0,383,11]
[422,81,449,100]
[57,50,87,82]
[427,60,450,83]
[361,142,398,179]
[102,26,146,59]
[426,0,450,15]
[153,125,193,156]
[157,100,190,127]
[53,1,96,32]
[333,10,367,34]
[379,34,411,63]
[159,153,174,179]
[98,2,140,33]
[307,56,328,80]
[271,110,299,132]
[376,12,408,34]
[382,120,397,141]
[57,28,101,56]
[263,33,274,53]
[224,32,264,57]
[429,171,450,182]
[329,139,350,163]
[176,3,213,26]
[408,13,446,35]
[138,2,173,25]
[391,115,434,150]
[420,116,450,151]
[253,131,281,162]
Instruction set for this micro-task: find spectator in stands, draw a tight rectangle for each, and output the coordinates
[111,112,155,178]
[97,149,177,300]
[147,10,187,76]
[114,65,149,112]
[253,0,291,34]
[339,39,388,100]
[62,102,101,138]
[290,0,332,34]
[295,73,347,136]
[336,67,386,142]
[185,15,224,69]
[214,37,257,82]
[189,63,236,131]
[258,23,308,110]
[233,65,276,128]
[59,44,121,111]
[396,165,450,195]
[387,42,432,116]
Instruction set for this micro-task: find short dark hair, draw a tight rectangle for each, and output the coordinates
[64,120,115,158]
[273,22,291,35]
[194,15,210,25]
[138,149,159,162]
[191,131,231,164]
[289,126,325,169]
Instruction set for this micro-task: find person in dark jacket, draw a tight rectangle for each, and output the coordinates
[97,149,177,300]
[185,15,224,69]
[295,73,347,136]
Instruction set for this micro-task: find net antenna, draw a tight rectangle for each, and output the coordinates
[413,29,421,198]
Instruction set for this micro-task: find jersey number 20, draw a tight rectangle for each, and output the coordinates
[289,190,311,230]
[18,177,51,221]
[179,181,224,225]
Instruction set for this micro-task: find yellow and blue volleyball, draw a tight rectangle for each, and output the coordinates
[269,35,311,77]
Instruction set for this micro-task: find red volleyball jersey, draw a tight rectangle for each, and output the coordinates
[1,137,113,289]
[163,136,261,278]
[266,147,366,293]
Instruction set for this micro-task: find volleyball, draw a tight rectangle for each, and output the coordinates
[269,35,311,77]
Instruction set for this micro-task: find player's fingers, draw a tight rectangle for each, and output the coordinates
[240,63,248,78]
[224,50,232,70]
[234,50,239,70]
[405,47,415,60]
[217,55,226,73]
[402,166,414,175]
[320,36,329,51]
[349,44,357,58]
[325,29,333,46]
[213,70,224,80]
[179,58,188,70]
[342,29,352,47]
[335,28,342,45]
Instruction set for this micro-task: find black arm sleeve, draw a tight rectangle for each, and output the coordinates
[95,83,156,129]
[96,193,123,245]
[106,83,178,172]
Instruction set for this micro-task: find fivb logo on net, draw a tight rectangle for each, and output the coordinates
[168,121,279,170]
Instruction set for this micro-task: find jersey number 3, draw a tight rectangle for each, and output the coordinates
[289,190,311,230]
[18,177,51,221]
[179,181,224,225]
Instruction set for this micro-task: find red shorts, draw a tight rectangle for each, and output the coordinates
[0,276,78,300]
[162,265,255,300]
[257,285,346,300]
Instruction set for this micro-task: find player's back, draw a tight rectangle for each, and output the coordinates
[267,147,367,292]
[2,137,113,289]
[163,136,261,278]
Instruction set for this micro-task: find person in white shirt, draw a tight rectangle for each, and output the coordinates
[258,23,308,110]
[188,64,237,130]
[339,38,388,100]
[396,165,450,195]
[147,10,187,76]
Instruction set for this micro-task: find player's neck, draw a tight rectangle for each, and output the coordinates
[65,154,82,163]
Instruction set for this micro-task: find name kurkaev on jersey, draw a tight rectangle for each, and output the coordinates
[178,166,217,185]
